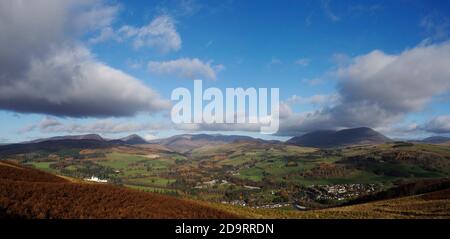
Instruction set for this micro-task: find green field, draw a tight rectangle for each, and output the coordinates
[14,140,450,209]
[27,161,56,172]
[238,167,265,182]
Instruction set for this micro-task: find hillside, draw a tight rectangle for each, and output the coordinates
[150,134,269,153]
[211,187,450,219]
[0,161,238,219]
[421,136,450,144]
[0,134,150,156]
[3,138,449,210]
[119,134,148,145]
[2,160,449,219]
[25,134,105,144]
[0,139,112,156]
[287,127,391,148]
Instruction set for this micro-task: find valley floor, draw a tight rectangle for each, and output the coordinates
[1,160,449,219]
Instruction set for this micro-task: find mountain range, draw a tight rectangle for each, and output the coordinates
[419,136,450,144]
[149,134,279,153]
[2,127,449,154]
[23,134,147,145]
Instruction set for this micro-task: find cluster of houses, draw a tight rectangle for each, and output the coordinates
[252,203,291,209]
[221,200,248,207]
[193,179,229,189]
[313,183,378,201]
[220,200,291,209]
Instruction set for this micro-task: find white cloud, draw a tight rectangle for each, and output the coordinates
[348,4,382,16]
[21,117,169,135]
[301,78,325,86]
[295,58,310,67]
[73,2,120,32]
[286,94,339,106]
[88,14,182,54]
[125,59,144,69]
[40,116,63,129]
[268,58,282,67]
[421,12,450,41]
[144,134,159,141]
[337,43,450,114]
[162,41,450,136]
[331,53,351,66]
[322,0,340,22]
[148,58,224,80]
[276,42,450,135]
[118,15,181,53]
[89,27,117,44]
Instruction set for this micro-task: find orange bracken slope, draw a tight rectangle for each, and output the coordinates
[0,161,238,219]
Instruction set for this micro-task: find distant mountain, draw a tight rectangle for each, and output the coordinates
[25,134,105,144]
[287,127,391,148]
[119,134,148,145]
[149,134,274,153]
[421,136,450,144]
[0,134,150,156]
[21,134,149,145]
[0,139,111,156]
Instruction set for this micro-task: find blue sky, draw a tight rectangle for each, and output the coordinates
[1,0,450,143]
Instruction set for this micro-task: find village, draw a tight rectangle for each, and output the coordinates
[311,184,378,201]
[221,200,291,209]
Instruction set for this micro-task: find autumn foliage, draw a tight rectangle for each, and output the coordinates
[0,161,238,219]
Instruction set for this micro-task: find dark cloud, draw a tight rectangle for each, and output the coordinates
[0,0,169,117]
[419,116,450,134]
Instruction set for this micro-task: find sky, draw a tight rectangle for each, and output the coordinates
[1,0,450,143]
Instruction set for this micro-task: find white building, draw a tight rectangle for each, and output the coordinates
[85,176,108,183]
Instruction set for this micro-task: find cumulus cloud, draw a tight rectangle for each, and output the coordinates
[118,15,181,53]
[73,2,120,33]
[88,14,182,54]
[148,58,224,80]
[337,43,450,115]
[21,117,169,135]
[276,42,450,135]
[173,102,292,134]
[419,116,450,134]
[0,0,169,117]
[145,42,450,136]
